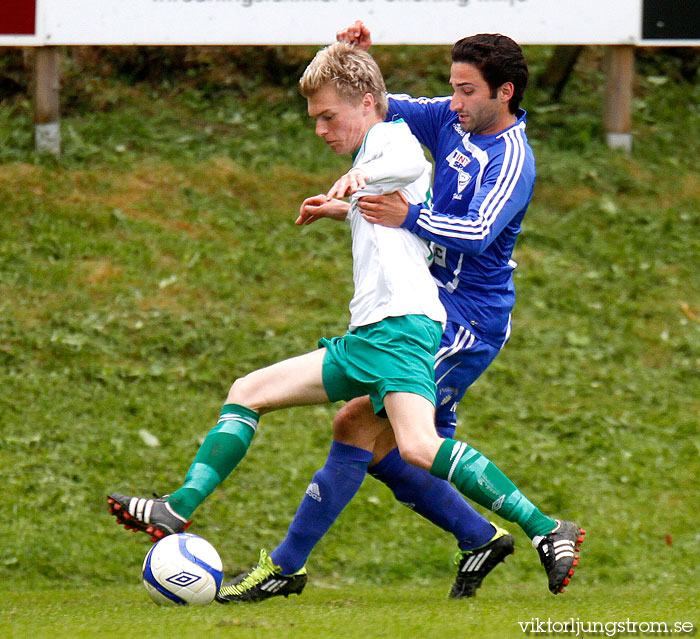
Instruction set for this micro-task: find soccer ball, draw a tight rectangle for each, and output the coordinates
[142,533,223,606]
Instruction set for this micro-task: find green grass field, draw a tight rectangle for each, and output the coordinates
[3,584,698,639]
[1,45,699,636]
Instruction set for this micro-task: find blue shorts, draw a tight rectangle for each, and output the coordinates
[433,320,502,438]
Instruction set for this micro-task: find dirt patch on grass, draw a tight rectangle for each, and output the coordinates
[79,257,125,285]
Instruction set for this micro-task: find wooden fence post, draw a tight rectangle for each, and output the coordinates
[604,45,635,153]
[34,46,61,155]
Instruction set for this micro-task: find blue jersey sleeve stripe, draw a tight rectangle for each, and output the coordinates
[478,127,526,229]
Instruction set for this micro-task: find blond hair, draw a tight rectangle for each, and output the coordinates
[299,42,388,119]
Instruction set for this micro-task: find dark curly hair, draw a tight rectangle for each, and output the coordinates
[451,34,529,114]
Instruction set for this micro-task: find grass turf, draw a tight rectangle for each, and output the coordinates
[2,583,698,639]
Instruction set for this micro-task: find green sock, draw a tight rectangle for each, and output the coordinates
[430,438,556,539]
[166,404,258,519]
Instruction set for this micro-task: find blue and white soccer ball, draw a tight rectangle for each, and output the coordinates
[142,533,223,606]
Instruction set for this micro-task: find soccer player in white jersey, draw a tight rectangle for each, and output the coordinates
[216,25,585,601]
[108,42,519,600]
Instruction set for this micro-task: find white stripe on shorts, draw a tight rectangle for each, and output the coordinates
[435,325,475,371]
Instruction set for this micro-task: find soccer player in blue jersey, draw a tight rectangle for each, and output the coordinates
[108,32,585,601]
[216,23,585,601]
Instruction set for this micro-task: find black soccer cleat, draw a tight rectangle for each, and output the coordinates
[449,524,515,598]
[532,519,586,594]
[107,493,190,542]
[216,549,307,604]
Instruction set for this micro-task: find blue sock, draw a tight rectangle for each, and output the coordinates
[369,447,495,550]
[270,441,373,574]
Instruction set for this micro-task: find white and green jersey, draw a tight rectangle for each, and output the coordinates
[347,120,446,331]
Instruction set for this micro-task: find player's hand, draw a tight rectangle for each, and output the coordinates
[336,20,372,50]
[296,194,350,225]
[357,191,409,228]
[326,168,367,200]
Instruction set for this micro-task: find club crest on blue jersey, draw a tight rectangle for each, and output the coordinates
[457,170,472,193]
[446,148,473,194]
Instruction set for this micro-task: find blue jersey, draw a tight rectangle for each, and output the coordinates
[387,94,536,349]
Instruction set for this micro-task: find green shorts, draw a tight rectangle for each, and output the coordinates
[319,314,443,415]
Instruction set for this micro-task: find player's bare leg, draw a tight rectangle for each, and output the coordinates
[109,349,330,540]
[226,348,329,414]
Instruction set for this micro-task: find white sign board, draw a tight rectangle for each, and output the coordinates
[37,0,639,45]
[1,0,698,45]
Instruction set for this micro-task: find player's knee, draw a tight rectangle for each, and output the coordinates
[332,401,367,444]
[395,440,431,471]
[226,375,259,412]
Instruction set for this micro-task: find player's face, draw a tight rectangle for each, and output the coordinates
[307,85,373,155]
[449,62,511,135]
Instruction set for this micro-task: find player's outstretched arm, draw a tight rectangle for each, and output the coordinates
[296,194,350,225]
[336,20,372,50]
